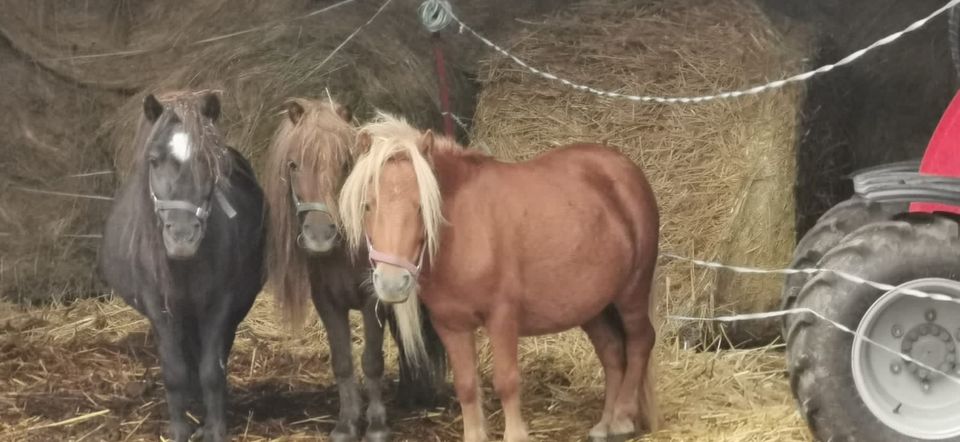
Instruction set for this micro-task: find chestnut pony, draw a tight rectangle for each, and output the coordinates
[263,99,446,442]
[339,114,659,442]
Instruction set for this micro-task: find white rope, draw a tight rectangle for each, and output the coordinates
[441,111,471,132]
[418,0,453,33]
[429,0,960,104]
[660,253,960,306]
[296,0,394,84]
[668,307,960,385]
[49,0,360,61]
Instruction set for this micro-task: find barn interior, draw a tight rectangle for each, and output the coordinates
[0,0,953,440]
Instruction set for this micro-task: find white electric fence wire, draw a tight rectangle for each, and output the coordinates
[668,307,960,386]
[422,0,960,103]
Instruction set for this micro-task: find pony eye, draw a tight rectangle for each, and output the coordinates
[288,161,298,171]
[148,156,159,168]
[364,203,371,212]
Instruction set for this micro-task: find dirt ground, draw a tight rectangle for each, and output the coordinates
[0,294,810,441]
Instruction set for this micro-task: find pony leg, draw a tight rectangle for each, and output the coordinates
[360,301,389,442]
[581,310,627,441]
[316,301,362,442]
[610,298,657,437]
[197,303,232,442]
[153,320,195,442]
[436,326,487,442]
[487,315,529,442]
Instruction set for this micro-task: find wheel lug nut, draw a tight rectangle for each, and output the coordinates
[926,309,937,322]
[891,363,902,374]
[892,324,904,338]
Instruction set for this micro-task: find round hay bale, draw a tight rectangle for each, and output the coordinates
[0,0,580,302]
[471,0,809,346]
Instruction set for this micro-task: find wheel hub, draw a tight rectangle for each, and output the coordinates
[851,278,960,440]
[902,322,957,380]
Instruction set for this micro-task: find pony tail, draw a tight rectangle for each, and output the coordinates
[392,291,428,369]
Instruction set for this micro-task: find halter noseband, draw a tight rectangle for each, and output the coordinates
[366,236,426,277]
[150,181,237,221]
[289,169,332,216]
[288,169,337,248]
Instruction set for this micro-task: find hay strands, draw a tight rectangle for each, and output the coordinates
[12,186,112,201]
[2,410,111,437]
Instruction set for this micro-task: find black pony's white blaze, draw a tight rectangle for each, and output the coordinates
[169,131,192,162]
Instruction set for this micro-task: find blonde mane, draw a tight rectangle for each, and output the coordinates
[339,112,444,262]
[338,112,444,368]
[264,97,357,327]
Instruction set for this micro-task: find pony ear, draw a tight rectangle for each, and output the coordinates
[143,94,163,123]
[335,105,352,123]
[200,92,221,122]
[286,101,305,125]
[418,129,435,156]
[356,131,372,156]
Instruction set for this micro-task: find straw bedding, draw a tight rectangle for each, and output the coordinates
[0,296,810,441]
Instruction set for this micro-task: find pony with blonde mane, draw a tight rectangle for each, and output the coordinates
[263,97,447,442]
[340,113,660,442]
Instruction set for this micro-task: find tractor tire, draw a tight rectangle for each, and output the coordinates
[780,196,907,336]
[786,214,960,441]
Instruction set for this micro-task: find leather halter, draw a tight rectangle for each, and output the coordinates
[150,180,236,221]
[288,168,337,248]
[288,169,331,216]
[367,236,425,277]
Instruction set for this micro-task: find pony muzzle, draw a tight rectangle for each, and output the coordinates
[367,238,424,303]
[297,216,339,254]
[162,219,204,259]
[371,264,415,303]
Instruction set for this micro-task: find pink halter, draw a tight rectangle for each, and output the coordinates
[366,237,426,277]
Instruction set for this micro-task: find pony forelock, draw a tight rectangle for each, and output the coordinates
[339,112,443,262]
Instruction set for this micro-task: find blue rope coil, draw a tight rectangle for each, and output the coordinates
[418,0,453,33]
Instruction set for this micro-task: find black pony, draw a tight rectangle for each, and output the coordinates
[99,91,265,442]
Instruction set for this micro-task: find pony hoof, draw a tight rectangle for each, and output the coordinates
[188,428,203,442]
[331,430,360,442]
[605,432,638,442]
[363,429,390,442]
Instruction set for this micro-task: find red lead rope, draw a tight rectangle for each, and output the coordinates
[432,33,456,138]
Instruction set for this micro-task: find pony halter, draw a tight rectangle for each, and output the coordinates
[289,169,331,216]
[288,169,337,248]
[150,182,236,221]
[366,236,426,277]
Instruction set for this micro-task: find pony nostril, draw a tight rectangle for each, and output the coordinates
[323,224,338,239]
[402,273,412,287]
